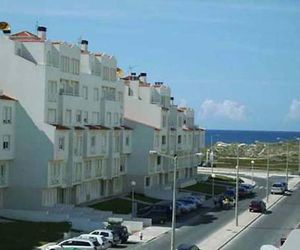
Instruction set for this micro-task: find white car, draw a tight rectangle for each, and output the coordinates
[271,183,285,194]
[46,238,101,250]
[89,229,121,246]
[77,234,110,249]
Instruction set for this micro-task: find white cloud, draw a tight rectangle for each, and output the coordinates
[200,99,246,121]
[286,99,300,120]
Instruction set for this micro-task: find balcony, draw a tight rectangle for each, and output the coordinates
[0,176,8,188]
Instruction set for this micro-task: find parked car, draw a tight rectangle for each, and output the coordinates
[77,234,110,249]
[249,199,266,213]
[178,199,197,211]
[177,243,200,250]
[89,229,121,246]
[182,196,202,207]
[240,183,254,194]
[105,224,129,243]
[176,201,191,213]
[279,181,288,191]
[137,204,172,224]
[224,189,236,199]
[47,238,102,250]
[271,182,285,194]
[170,202,182,216]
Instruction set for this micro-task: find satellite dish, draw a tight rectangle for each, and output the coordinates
[117,67,125,78]
[0,22,10,31]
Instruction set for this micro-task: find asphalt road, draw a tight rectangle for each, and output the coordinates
[222,182,300,250]
[125,175,279,250]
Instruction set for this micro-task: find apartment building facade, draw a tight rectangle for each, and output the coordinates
[0,94,16,208]
[0,27,131,209]
[123,73,205,196]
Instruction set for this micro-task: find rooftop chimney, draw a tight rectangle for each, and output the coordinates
[37,26,47,40]
[81,40,88,52]
[139,72,147,83]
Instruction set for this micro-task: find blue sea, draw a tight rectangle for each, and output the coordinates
[206,129,300,145]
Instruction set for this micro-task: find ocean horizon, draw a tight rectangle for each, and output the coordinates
[205,129,300,146]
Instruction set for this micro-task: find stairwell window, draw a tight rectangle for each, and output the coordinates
[178,135,182,144]
[58,137,65,150]
[3,106,12,124]
[162,135,166,145]
[3,135,10,150]
[145,177,151,187]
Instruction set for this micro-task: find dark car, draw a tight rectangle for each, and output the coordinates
[106,224,129,243]
[249,199,266,213]
[238,187,248,198]
[137,203,172,224]
[177,243,200,250]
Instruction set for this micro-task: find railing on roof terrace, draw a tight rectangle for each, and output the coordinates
[59,89,80,97]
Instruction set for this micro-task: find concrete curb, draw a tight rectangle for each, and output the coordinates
[197,177,299,250]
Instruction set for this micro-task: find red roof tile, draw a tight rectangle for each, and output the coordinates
[50,124,70,130]
[0,94,17,101]
[10,31,42,42]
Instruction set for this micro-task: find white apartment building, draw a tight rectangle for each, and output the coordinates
[0,94,16,208]
[123,73,205,196]
[0,26,131,209]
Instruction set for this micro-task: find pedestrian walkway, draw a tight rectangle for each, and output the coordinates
[196,175,300,250]
[128,172,299,250]
[128,226,171,243]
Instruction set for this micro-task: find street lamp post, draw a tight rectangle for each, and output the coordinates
[235,143,245,227]
[149,150,201,250]
[251,160,255,185]
[131,180,136,218]
[171,155,177,250]
[285,143,289,186]
[211,173,216,199]
[266,143,270,203]
[297,138,300,175]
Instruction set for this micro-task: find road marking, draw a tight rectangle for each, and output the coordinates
[259,186,264,189]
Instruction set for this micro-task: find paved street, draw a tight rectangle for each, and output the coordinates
[222,182,300,250]
[126,174,280,250]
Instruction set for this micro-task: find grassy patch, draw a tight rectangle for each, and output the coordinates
[127,193,162,204]
[183,182,227,196]
[90,198,132,214]
[206,175,243,185]
[0,220,71,250]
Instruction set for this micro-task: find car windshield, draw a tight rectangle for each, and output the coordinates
[273,183,283,187]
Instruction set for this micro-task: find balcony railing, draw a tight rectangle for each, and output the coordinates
[0,177,8,187]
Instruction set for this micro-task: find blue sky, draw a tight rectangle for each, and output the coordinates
[2,0,300,131]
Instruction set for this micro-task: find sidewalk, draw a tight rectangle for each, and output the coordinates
[129,173,299,249]
[196,175,300,250]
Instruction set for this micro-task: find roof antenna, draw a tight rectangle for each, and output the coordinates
[77,35,82,46]
[35,20,39,34]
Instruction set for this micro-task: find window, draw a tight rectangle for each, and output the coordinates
[0,164,6,178]
[58,137,65,150]
[114,113,119,125]
[3,135,10,150]
[178,135,182,144]
[83,111,88,123]
[48,81,57,102]
[76,110,82,123]
[125,136,130,146]
[91,135,96,149]
[83,86,88,100]
[71,58,80,75]
[106,112,112,126]
[95,160,102,177]
[103,66,109,81]
[110,68,116,81]
[92,112,99,124]
[65,110,72,124]
[145,177,150,187]
[162,135,166,145]
[3,106,12,124]
[60,56,70,73]
[93,88,99,101]
[178,117,183,127]
[47,109,56,123]
[157,156,161,165]
[162,115,167,128]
